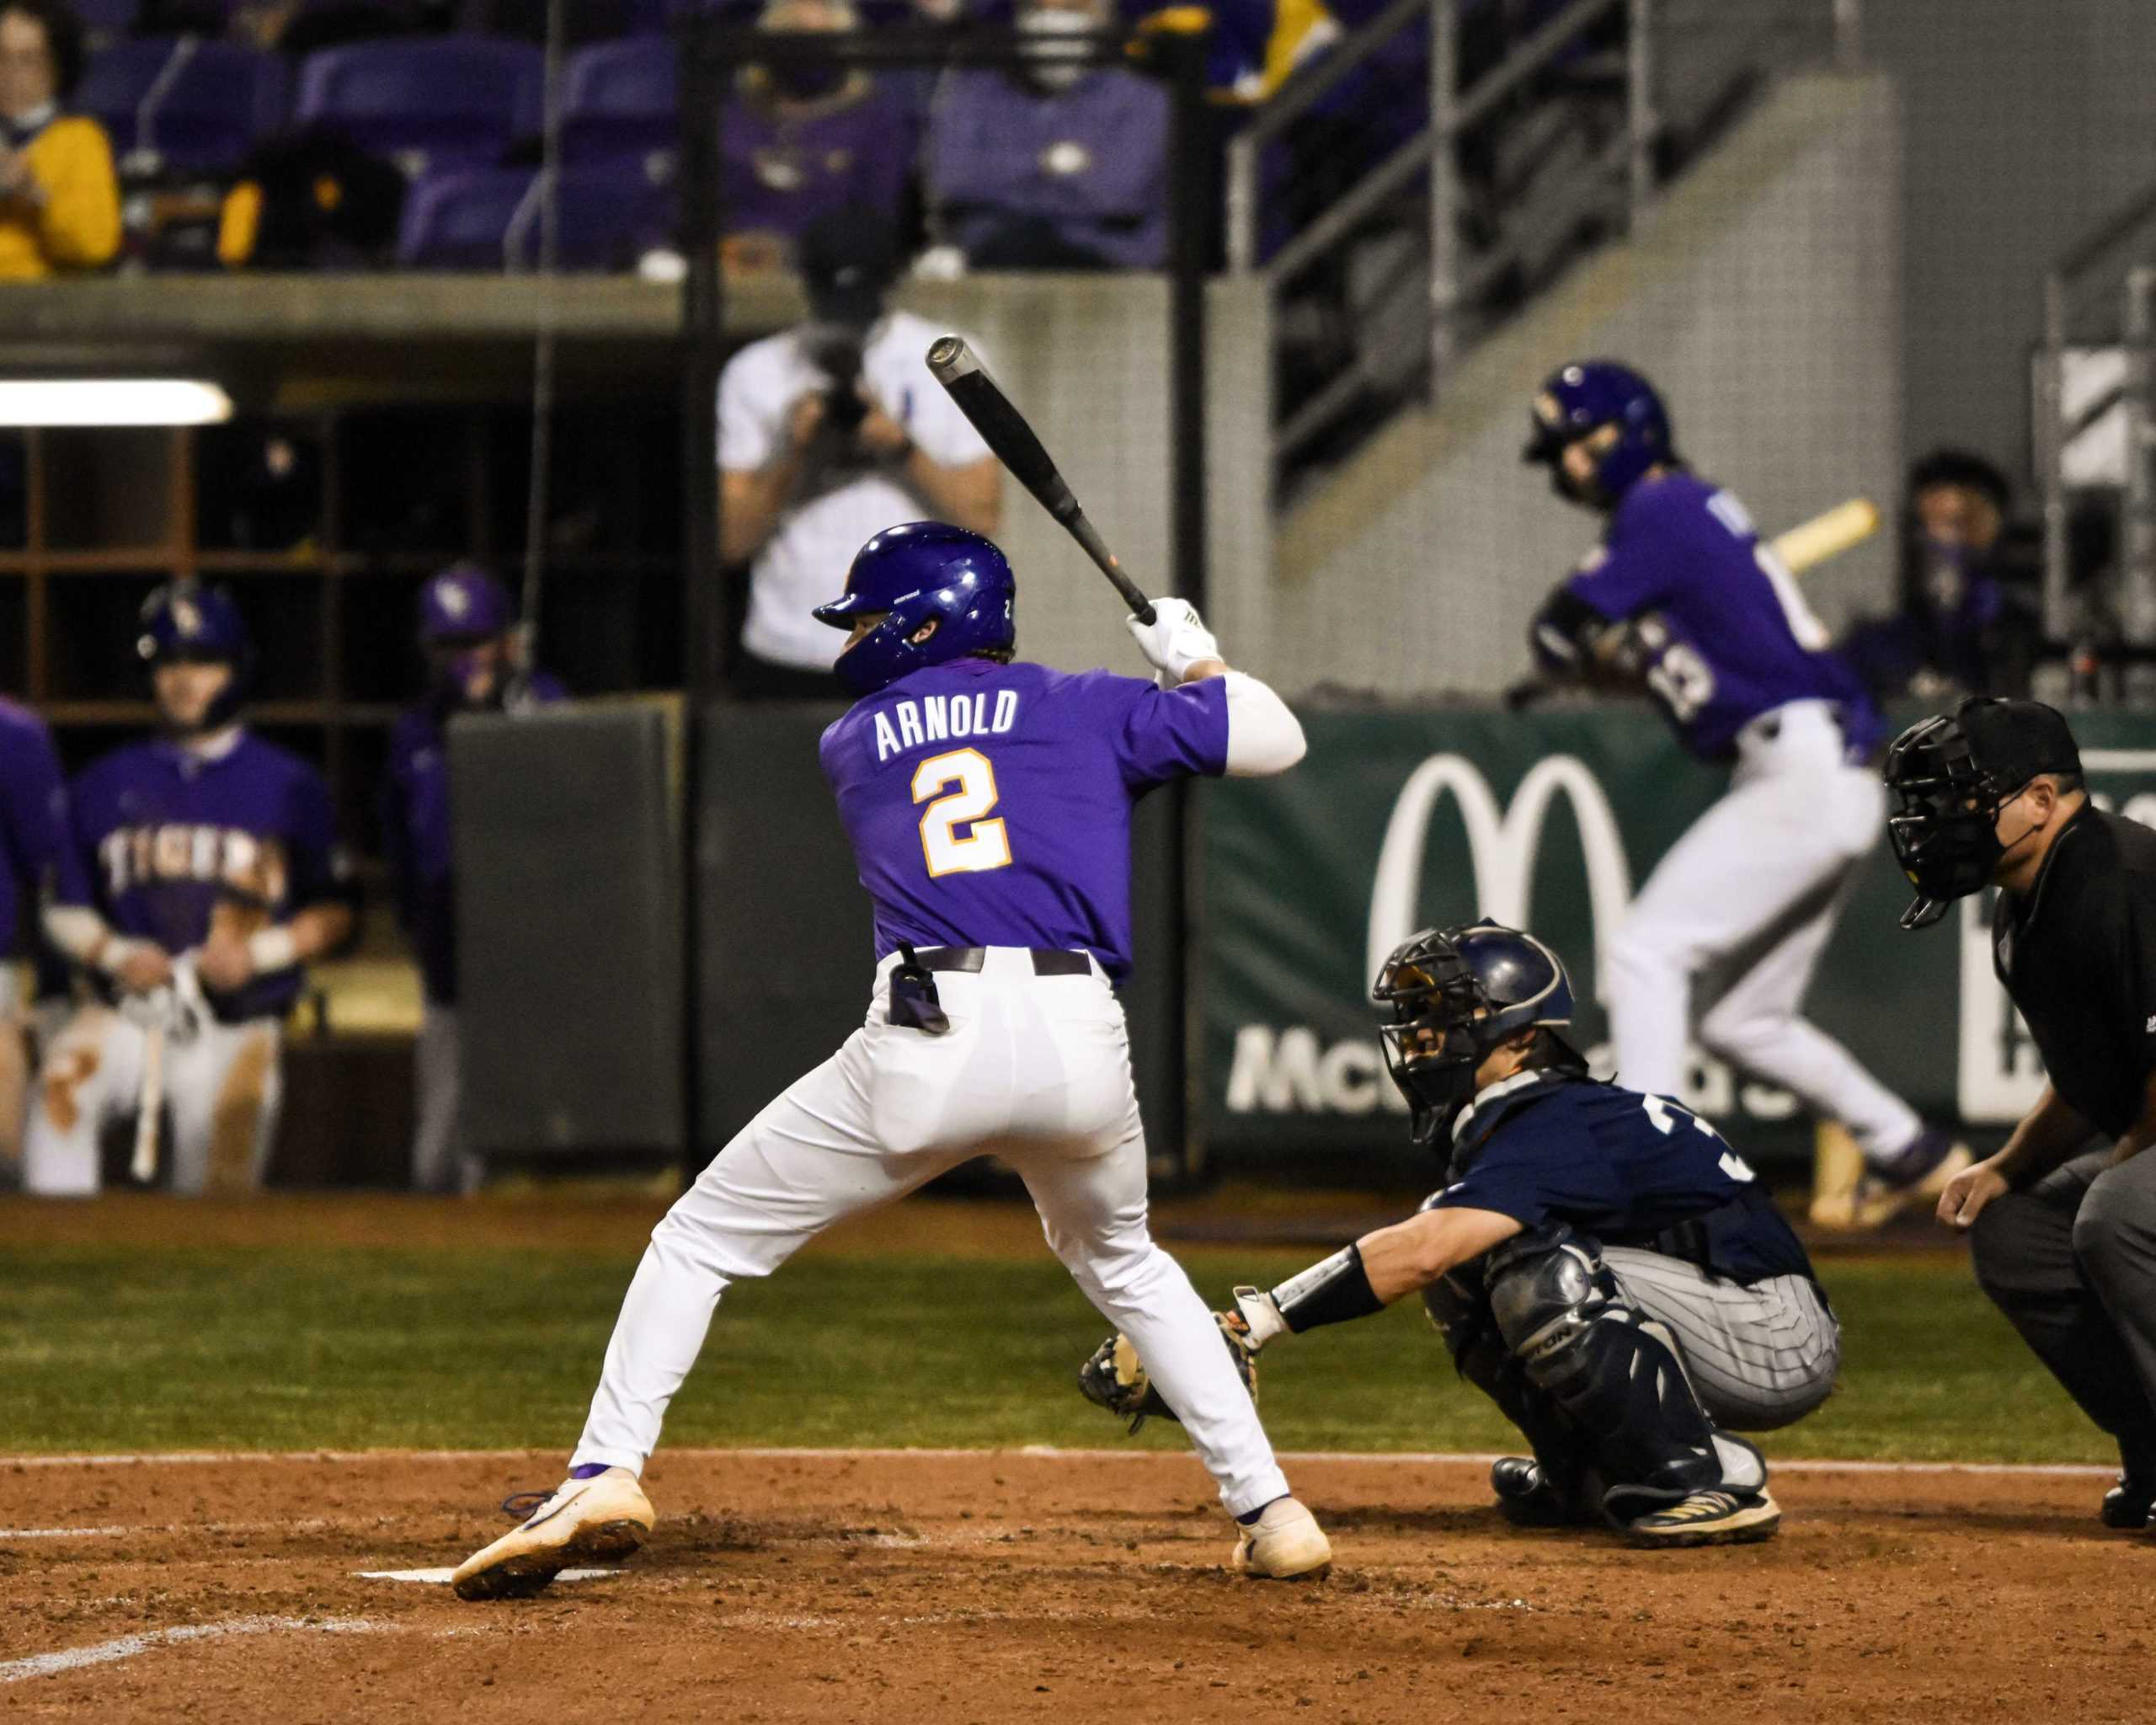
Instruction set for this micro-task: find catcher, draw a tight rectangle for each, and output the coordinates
[1083,921,1839,1546]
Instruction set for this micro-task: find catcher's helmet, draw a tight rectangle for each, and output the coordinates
[137,580,253,729]
[1372,921,1582,1142]
[419,562,515,644]
[1883,697,2083,931]
[814,521,1017,697]
[1522,360,1674,507]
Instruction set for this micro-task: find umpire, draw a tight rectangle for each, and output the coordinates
[1886,696,2156,1526]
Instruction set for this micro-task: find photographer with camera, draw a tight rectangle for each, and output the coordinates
[719,208,1002,698]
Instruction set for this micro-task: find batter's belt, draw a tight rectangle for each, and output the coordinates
[910,946,1093,977]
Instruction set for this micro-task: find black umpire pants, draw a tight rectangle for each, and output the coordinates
[1971,1148,2156,1470]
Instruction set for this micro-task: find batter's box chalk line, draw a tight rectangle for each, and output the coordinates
[1,1616,387,1685]
[356,1567,622,1585]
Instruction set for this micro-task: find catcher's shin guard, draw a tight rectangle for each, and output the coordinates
[1486,1231,1763,1523]
[1425,1258,1596,1517]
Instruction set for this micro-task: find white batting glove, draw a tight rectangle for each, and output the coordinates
[1125,597,1222,689]
[1228,1284,1289,1351]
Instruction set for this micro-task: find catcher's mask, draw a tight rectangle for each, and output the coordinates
[1883,697,2082,931]
[1372,921,1581,1143]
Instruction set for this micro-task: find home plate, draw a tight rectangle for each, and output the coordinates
[356,1567,622,1585]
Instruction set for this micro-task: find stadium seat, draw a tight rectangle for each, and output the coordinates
[77,38,289,176]
[561,37,676,166]
[398,163,673,270]
[296,37,543,178]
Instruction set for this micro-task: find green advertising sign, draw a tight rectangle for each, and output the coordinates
[1200,705,2156,1178]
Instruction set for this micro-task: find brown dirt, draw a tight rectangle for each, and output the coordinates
[3,1450,2149,1723]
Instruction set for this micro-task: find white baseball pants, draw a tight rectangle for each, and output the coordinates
[24,1003,283,1196]
[573,948,1294,1518]
[1604,701,1923,1164]
[410,1003,481,1195]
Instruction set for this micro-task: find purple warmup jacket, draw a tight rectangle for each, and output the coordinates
[722,77,919,243]
[928,67,1169,269]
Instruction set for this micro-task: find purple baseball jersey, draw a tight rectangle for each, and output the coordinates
[382,674,568,1005]
[819,658,1228,981]
[65,730,356,1023]
[0,697,72,956]
[1561,473,1883,761]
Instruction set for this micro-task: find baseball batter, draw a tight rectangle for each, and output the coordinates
[0,697,72,1168]
[1086,921,1837,1546]
[452,521,1331,1599]
[383,563,565,1195]
[25,582,357,1196]
[1523,360,1963,1229]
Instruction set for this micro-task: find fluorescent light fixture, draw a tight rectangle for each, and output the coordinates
[0,379,232,427]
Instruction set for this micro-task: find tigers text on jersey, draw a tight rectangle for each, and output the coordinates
[61,729,355,1022]
[0,697,72,956]
[1563,473,1881,761]
[819,657,1229,981]
[1434,1070,1817,1286]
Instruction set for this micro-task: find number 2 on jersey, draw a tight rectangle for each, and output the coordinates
[913,747,1013,876]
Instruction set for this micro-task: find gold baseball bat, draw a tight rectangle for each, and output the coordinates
[1770,497,1881,575]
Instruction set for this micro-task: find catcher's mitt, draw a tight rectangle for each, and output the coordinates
[1077,1311,1258,1434]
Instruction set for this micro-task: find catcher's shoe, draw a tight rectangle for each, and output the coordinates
[1624,1487,1781,1549]
[451,1466,654,1601]
[1231,1496,1332,1580]
[1811,1130,1971,1232]
[1490,1456,1598,1529]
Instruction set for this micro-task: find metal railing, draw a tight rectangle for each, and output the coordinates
[1229,0,1861,495]
[2038,182,2156,657]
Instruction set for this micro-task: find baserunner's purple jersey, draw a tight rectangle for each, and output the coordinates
[1561,472,1882,762]
[0,697,72,956]
[819,657,1228,980]
[63,729,356,1023]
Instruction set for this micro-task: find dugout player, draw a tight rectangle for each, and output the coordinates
[0,696,72,1171]
[1887,697,2156,1526]
[25,581,357,1196]
[1523,360,1963,1231]
[451,521,1332,1599]
[1086,921,1836,1546]
[383,563,564,1194]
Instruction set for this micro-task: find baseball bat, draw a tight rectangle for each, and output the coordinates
[131,1008,165,1185]
[924,335,1156,625]
[1503,497,1884,710]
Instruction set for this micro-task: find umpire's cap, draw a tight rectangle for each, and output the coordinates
[1957,697,2083,789]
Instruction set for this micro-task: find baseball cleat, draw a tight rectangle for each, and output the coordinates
[451,1466,654,1601]
[1624,1487,1781,1548]
[1490,1456,1598,1528]
[1811,1130,1971,1231]
[1231,1496,1332,1580]
[2101,1471,2156,1530]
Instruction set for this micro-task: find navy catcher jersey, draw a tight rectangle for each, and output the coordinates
[1561,473,1881,762]
[1433,1071,1817,1285]
[62,729,355,1023]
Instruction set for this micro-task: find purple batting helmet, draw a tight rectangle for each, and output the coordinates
[419,563,515,644]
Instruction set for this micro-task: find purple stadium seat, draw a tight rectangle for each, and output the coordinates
[76,38,288,176]
[399,163,673,270]
[561,37,675,165]
[296,37,543,177]
[398,166,535,267]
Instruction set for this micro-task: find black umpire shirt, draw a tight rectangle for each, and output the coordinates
[1993,803,2156,1139]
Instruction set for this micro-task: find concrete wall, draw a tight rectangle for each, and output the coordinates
[1868,0,2156,475]
[1239,72,1902,699]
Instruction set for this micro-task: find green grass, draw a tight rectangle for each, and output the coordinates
[0,1244,2116,1464]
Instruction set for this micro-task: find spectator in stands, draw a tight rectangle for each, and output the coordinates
[718,207,1000,697]
[0,0,119,279]
[1842,448,2043,702]
[383,563,564,1195]
[722,0,916,264]
[926,0,1168,270]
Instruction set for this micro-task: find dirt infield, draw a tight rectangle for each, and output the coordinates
[2,1450,2148,1723]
